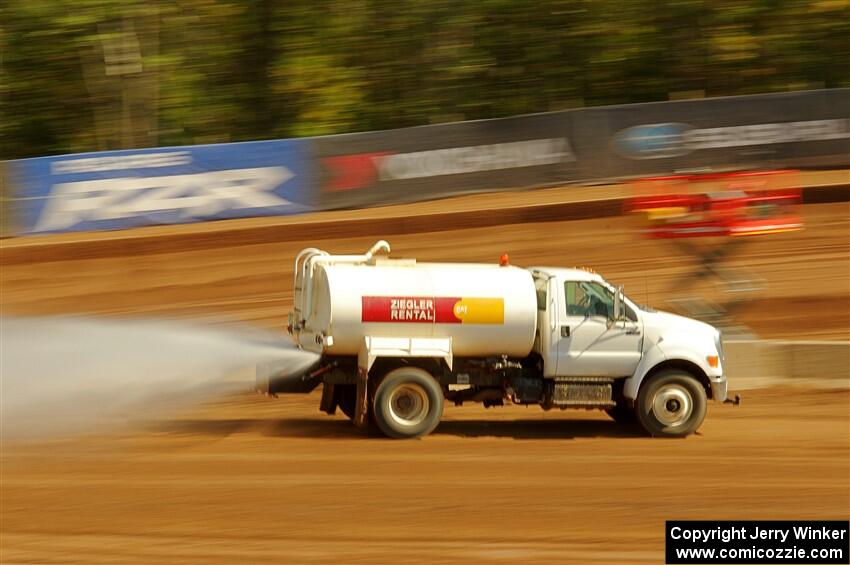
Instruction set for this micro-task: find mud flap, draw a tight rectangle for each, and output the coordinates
[320,383,336,414]
[353,367,369,429]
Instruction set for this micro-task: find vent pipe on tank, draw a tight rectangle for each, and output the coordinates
[366,240,391,259]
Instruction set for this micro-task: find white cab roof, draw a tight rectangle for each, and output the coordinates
[528,266,606,283]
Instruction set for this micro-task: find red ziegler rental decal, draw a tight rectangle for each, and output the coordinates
[362,296,461,323]
[361,296,505,324]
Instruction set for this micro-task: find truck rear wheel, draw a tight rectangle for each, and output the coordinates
[636,370,706,437]
[373,367,443,439]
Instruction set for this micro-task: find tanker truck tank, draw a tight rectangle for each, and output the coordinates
[302,260,537,358]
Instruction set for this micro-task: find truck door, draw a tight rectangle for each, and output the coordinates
[533,274,555,371]
[555,280,642,377]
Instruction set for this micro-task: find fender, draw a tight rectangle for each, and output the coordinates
[623,341,716,401]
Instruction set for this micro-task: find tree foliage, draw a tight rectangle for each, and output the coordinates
[2,0,849,159]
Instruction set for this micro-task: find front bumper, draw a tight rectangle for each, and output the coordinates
[710,374,728,402]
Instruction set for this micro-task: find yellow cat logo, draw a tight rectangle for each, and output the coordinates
[452,298,504,324]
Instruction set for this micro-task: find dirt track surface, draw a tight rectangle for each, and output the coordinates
[1,177,848,563]
[1,387,848,564]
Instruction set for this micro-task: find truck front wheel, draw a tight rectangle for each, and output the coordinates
[636,370,707,437]
[373,367,444,439]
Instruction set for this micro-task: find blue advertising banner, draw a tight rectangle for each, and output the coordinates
[10,139,313,234]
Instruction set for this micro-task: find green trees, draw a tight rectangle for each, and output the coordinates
[2,0,848,159]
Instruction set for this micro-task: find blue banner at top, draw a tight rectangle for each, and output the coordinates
[10,139,314,234]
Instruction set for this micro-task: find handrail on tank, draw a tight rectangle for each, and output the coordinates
[293,248,328,321]
[295,241,392,331]
[294,248,327,292]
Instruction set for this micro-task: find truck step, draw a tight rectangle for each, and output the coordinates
[550,378,615,407]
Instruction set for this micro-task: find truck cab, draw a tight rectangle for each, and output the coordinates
[532,267,728,412]
[533,267,643,378]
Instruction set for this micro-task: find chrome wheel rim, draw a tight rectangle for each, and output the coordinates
[387,384,429,427]
[652,384,693,427]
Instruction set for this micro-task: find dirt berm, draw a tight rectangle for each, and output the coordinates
[2,170,848,338]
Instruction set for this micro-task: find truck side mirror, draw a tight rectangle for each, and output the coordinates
[611,285,624,324]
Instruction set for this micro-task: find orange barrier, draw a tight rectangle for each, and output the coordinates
[626,170,803,238]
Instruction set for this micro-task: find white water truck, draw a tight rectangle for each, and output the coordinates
[258,240,739,439]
